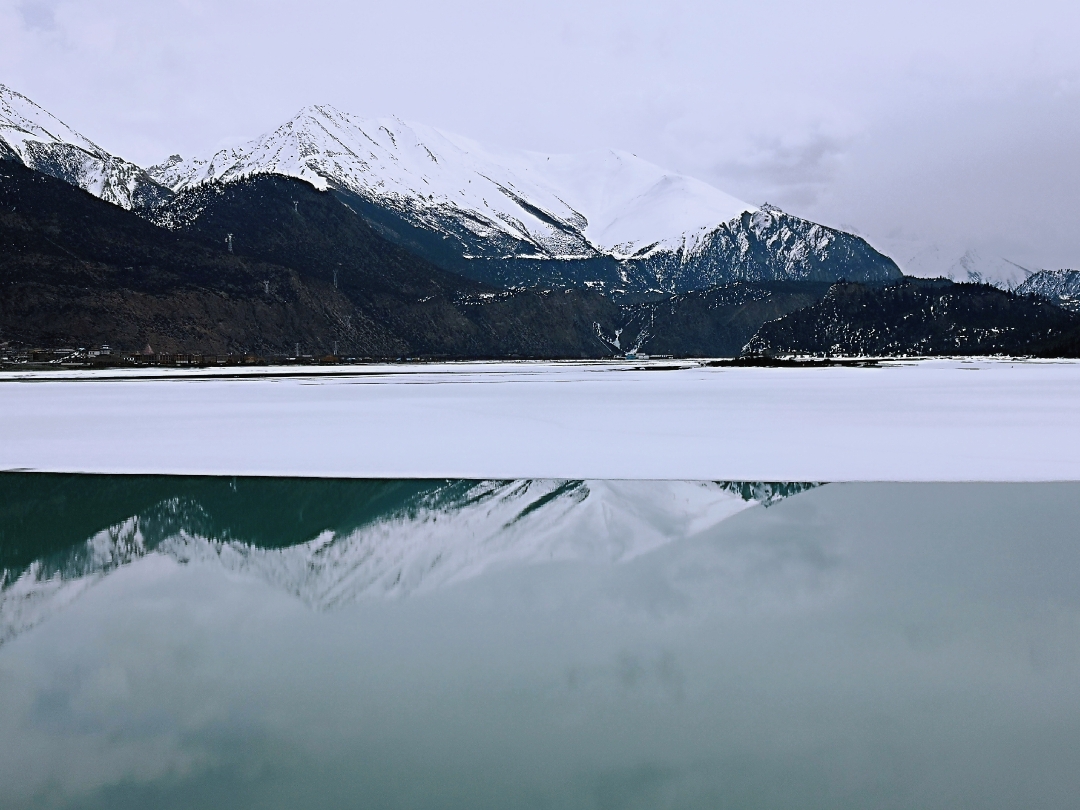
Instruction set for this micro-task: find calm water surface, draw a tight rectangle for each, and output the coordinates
[1,475,1079,809]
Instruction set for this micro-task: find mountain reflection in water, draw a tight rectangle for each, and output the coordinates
[3,477,1080,810]
[1,475,819,644]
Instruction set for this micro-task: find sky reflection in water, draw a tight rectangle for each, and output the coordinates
[1,475,1079,809]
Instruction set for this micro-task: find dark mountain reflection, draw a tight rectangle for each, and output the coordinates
[2,480,1080,810]
[1,474,820,645]
[0,474,446,573]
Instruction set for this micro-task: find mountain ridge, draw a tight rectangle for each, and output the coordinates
[743,278,1080,357]
[10,84,1077,360]
[146,104,902,295]
[2,86,903,297]
[1016,268,1080,311]
[0,84,170,211]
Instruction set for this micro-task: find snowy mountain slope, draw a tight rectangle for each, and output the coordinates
[437,134,754,258]
[1016,269,1080,311]
[0,84,169,210]
[149,106,750,259]
[1,480,818,644]
[149,105,900,294]
[885,242,1033,290]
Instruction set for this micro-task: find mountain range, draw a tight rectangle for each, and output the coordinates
[2,82,1078,358]
[3,86,899,294]
[146,105,901,296]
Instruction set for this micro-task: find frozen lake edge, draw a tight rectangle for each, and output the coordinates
[2,358,1079,481]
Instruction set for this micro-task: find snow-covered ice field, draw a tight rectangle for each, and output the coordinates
[2,359,1079,480]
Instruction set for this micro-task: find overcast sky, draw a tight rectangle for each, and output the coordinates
[3,0,1079,273]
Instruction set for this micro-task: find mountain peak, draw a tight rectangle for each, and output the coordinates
[0,83,105,157]
[0,84,168,210]
[147,105,757,263]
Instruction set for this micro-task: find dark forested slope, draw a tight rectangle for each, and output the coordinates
[743,278,1080,357]
[619,281,834,357]
[0,162,620,357]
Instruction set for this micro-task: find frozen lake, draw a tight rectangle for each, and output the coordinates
[2,474,1080,809]
[6,360,1079,809]
[2,359,1080,480]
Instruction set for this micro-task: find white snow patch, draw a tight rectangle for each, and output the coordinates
[1,360,1080,481]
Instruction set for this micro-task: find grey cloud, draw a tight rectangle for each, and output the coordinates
[708,131,851,209]
[16,0,57,31]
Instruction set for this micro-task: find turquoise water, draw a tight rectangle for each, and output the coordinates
[2,476,1079,809]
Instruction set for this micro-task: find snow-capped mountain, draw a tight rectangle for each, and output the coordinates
[1,479,818,645]
[1016,268,1080,311]
[149,105,901,294]
[0,84,169,210]
[0,87,900,295]
[150,107,752,259]
[886,243,1033,290]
